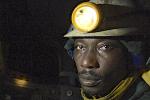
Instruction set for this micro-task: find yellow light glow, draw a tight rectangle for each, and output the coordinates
[14,78,28,87]
[72,2,102,32]
[75,7,98,31]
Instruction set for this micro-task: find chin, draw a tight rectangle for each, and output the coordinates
[82,85,103,96]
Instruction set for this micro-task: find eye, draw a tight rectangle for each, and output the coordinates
[97,44,113,52]
[75,45,86,51]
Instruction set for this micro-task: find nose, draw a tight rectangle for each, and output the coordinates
[81,51,99,69]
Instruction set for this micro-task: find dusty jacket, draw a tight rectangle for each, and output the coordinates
[121,77,150,100]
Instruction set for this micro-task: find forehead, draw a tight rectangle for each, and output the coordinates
[74,38,119,44]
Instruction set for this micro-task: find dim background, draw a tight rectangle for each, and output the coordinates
[0,0,85,84]
[0,0,150,100]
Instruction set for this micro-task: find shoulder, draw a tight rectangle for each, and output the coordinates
[135,74,150,100]
[137,91,150,100]
[126,77,150,100]
[135,79,150,100]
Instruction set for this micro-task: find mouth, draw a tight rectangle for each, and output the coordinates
[80,77,102,87]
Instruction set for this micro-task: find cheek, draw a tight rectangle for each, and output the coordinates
[74,51,82,71]
[97,49,126,76]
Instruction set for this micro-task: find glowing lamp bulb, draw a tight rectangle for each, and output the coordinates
[72,2,102,32]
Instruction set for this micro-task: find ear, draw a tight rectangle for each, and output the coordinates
[64,39,74,58]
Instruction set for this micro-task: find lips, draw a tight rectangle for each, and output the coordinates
[80,78,102,87]
[79,74,102,87]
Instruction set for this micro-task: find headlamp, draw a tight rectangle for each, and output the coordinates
[72,2,102,32]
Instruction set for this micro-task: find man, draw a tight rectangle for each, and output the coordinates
[64,0,150,100]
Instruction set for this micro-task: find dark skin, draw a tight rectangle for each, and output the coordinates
[74,38,130,97]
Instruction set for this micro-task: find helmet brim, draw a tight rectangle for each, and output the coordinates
[64,28,137,37]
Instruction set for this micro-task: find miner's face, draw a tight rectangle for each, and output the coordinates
[74,38,129,97]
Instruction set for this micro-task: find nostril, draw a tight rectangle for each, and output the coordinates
[81,61,99,69]
[87,65,97,69]
[81,65,99,69]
